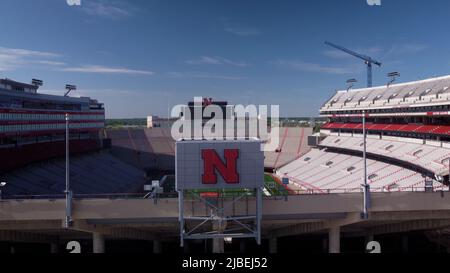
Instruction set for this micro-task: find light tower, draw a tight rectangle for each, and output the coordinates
[387,72,400,87]
[65,84,77,97]
[31,79,43,87]
[346,78,357,92]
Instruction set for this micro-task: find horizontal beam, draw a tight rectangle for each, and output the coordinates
[0,230,58,243]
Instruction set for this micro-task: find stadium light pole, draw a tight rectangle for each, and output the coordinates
[64,113,73,228]
[362,110,370,219]
[0,181,7,200]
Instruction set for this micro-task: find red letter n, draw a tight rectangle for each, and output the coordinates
[201,149,239,184]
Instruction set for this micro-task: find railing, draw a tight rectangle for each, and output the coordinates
[1,185,448,201]
[285,185,450,195]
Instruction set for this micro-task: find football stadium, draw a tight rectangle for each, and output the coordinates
[2,74,450,254]
[3,1,450,262]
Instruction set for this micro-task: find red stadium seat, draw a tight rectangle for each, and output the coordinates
[321,122,450,136]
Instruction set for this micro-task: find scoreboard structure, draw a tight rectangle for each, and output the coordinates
[175,139,264,248]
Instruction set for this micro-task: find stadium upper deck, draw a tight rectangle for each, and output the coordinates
[0,77,105,171]
[320,75,450,116]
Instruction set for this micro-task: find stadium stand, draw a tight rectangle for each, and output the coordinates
[107,127,312,171]
[320,75,450,112]
[144,127,176,170]
[264,127,312,169]
[276,148,446,193]
[276,74,450,194]
[106,128,160,170]
[2,152,146,197]
[322,123,450,136]
[319,134,450,177]
[0,139,100,172]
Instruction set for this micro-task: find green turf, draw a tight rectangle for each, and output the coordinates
[264,174,288,196]
[182,174,288,198]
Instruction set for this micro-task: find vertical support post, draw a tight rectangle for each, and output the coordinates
[328,226,340,253]
[153,240,162,254]
[239,240,247,253]
[212,238,224,253]
[269,237,278,254]
[367,62,372,87]
[51,242,59,254]
[401,235,409,254]
[93,232,105,253]
[179,190,184,247]
[362,110,370,219]
[64,113,73,228]
[256,187,262,245]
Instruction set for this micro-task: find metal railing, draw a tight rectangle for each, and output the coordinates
[1,185,448,201]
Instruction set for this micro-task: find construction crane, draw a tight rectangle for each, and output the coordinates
[325,41,382,87]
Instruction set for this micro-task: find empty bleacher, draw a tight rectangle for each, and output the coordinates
[264,127,312,169]
[322,122,450,136]
[107,127,311,171]
[320,75,450,112]
[107,128,161,170]
[276,148,446,193]
[319,134,450,177]
[2,152,146,197]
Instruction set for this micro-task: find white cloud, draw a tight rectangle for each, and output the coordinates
[0,46,61,71]
[385,43,427,56]
[271,60,362,75]
[186,56,249,67]
[33,60,66,66]
[82,0,132,18]
[66,0,81,6]
[60,65,154,75]
[167,72,244,80]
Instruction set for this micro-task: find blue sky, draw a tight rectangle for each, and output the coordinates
[1,0,450,118]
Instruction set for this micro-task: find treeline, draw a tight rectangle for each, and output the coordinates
[105,117,327,128]
[106,118,146,128]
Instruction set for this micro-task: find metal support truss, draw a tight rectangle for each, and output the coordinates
[178,187,262,247]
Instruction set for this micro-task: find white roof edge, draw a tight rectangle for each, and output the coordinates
[335,74,450,94]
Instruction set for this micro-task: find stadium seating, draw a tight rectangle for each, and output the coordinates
[107,127,312,171]
[2,152,146,197]
[107,128,161,170]
[0,139,100,172]
[322,122,450,136]
[264,127,312,169]
[276,148,447,193]
[319,135,450,176]
[320,75,450,112]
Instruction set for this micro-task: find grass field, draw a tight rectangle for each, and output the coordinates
[264,174,289,196]
[184,174,288,198]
